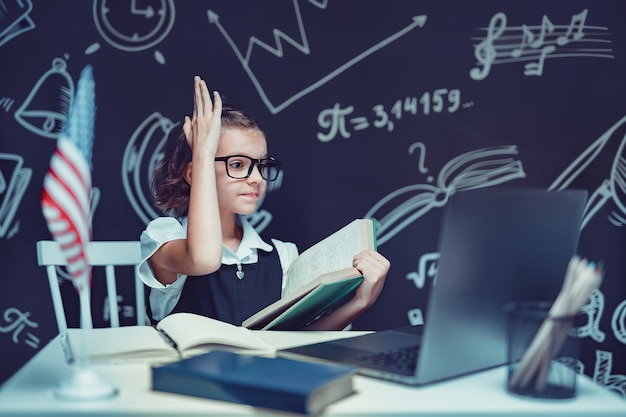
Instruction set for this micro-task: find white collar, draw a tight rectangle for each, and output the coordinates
[239,216,273,254]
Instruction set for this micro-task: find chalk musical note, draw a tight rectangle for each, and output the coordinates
[524,45,556,76]
[557,9,588,46]
[511,25,534,58]
[470,12,506,81]
[511,17,555,59]
[531,15,555,48]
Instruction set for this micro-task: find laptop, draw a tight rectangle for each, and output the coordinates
[279,187,588,386]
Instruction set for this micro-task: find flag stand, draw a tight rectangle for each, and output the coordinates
[54,287,118,400]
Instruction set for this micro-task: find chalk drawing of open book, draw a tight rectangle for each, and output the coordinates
[365,145,526,246]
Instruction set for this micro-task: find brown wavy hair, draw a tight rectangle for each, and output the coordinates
[151,105,265,218]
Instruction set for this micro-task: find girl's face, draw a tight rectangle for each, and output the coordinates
[214,128,268,216]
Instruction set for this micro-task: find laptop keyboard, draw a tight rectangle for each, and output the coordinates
[354,345,420,374]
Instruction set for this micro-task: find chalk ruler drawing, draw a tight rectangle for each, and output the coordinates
[208,0,427,114]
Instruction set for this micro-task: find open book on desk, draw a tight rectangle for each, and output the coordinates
[63,312,275,363]
[242,218,376,330]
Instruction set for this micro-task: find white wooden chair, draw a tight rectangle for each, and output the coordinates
[36,240,148,333]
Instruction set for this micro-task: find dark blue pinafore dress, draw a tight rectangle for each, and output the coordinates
[169,247,283,326]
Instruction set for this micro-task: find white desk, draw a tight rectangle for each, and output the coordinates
[1,330,624,416]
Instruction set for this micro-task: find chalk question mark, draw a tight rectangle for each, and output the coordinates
[409,141,429,174]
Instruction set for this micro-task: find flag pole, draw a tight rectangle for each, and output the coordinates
[42,64,117,400]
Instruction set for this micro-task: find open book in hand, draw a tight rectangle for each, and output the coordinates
[63,312,275,363]
[242,218,376,330]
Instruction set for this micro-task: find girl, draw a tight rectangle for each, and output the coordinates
[138,76,389,330]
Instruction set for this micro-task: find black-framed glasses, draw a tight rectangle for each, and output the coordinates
[214,155,282,181]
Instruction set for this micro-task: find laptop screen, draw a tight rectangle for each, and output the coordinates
[415,187,587,384]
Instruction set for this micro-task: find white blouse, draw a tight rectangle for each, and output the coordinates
[138,216,299,321]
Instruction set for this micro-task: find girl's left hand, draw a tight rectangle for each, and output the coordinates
[301,249,390,330]
[352,250,390,309]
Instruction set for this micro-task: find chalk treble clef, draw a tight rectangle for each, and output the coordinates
[470,12,507,81]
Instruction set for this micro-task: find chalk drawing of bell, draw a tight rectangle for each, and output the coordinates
[14,57,74,139]
[0,0,35,47]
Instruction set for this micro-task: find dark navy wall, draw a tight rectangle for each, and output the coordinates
[1,1,624,396]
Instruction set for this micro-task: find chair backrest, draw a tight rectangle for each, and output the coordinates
[36,240,148,333]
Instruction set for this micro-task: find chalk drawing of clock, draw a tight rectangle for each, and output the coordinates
[92,0,175,52]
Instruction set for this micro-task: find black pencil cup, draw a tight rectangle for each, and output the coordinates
[505,302,582,399]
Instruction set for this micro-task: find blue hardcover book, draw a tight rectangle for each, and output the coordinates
[151,350,358,415]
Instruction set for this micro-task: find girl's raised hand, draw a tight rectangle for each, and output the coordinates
[183,76,222,155]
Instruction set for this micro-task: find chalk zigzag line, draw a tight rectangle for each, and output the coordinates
[208,1,426,114]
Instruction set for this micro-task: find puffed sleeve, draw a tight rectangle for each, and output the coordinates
[138,217,187,288]
[138,217,189,321]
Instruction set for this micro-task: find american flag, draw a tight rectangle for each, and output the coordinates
[41,65,95,294]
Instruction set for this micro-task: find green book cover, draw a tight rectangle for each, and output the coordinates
[262,275,364,330]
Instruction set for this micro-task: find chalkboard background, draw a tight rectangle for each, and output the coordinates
[1,0,625,396]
